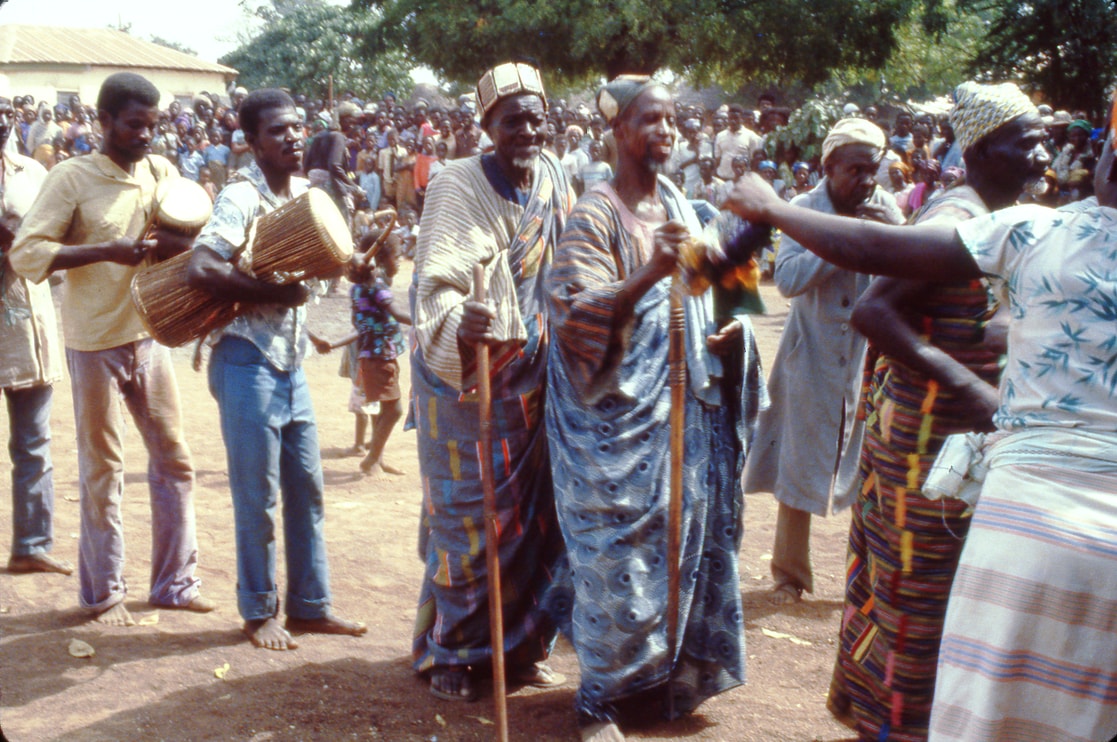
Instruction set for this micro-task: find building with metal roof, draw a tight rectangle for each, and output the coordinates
[0,25,238,108]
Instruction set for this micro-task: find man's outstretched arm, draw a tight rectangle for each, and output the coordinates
[724,173,982,282]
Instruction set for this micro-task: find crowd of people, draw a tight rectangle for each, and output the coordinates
[1,58,1114,742]
[6,76,1109,233]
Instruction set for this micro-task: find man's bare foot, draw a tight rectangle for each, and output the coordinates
[244,617,298,650]
[580,721,625,742]
[344,445,365,457]
[153,595,217,613]
[429,667,479,702]
[7,552,74,575]
[95,602,135,627]
[284,614,367,636]
[770,582,803,606]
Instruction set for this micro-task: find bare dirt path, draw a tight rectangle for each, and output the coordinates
[0,277,854,741]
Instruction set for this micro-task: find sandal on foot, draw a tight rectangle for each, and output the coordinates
[429,667,479,702]
[510,662,566,688]
[770,582,803,605]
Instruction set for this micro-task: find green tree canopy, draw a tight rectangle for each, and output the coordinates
[826,2,987,106]
[150,36,198,57]
[221,0,411,101]
[959,0,1117,118]
[358,0,942,88]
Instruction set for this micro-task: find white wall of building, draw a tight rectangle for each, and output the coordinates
[1,65,233,108]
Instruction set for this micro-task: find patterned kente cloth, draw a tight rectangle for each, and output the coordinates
[547,178,755,722]
[829,186,1004,741]
[410,153,575,674]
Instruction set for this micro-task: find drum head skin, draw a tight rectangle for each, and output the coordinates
[154,179,213,233]
[306,189,354,260]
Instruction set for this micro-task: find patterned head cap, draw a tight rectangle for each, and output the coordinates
[821,118,886,165]
[596,75,658,126]
[475,62,547,124]
[951,81,1037,155]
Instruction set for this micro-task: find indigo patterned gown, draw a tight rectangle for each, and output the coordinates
[546,177,761,721]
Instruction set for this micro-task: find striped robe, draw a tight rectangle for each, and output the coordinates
[829,186,1001,741]
[410,153,575,675]
[929,430,1117,742]
[926,200,1117,742]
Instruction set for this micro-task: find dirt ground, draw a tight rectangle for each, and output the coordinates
[0,277,856,742]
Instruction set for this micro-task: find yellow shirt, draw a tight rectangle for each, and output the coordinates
[9,152,178,352]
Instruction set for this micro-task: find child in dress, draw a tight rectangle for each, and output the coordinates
[352,238,410,476]
[312,230,410,475]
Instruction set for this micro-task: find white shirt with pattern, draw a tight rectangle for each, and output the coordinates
[193,162,322,372]
[957,202,1117,433]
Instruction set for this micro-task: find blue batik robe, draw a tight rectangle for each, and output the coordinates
[546,176,760,721]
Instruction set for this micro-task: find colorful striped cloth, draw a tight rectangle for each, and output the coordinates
[410,152,574,677]
[929,430,1117,742]
[411,151,572,391]
[830,186,1003,740]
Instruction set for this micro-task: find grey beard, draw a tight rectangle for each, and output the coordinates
[512,156,538,170]
[1024,175,1048,197]
[645,157,667,175]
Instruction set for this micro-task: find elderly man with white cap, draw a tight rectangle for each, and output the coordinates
[827,81,1050,742]
[410,61,574,704]
[743,118,903,606]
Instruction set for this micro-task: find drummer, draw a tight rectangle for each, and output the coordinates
[187,88,367,651]
[9,71,214,626]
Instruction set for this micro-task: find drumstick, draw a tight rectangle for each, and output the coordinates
[140,187,170,240]
[363,211,398,268]
[473,262,509,742]
[665,276,686,720]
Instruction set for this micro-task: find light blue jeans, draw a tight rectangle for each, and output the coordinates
[67,340,199,612]
[5,384,56,557]
[207,336,331,622]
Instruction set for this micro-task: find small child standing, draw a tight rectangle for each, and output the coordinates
[353,239,411,476]
[311,229,404,460]
[199,166,218,202]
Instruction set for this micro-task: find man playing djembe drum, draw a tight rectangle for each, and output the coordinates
[10,72,213,626]
[187,88,366,650]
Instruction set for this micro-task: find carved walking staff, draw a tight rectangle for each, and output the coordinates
[473,263,510,742]
[665,276,687,720]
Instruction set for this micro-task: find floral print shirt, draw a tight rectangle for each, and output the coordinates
[957,201,1117,433]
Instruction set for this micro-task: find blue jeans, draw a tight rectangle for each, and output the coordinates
[67,341,199,612]
[6,384,56,557]
[207,337,331,622]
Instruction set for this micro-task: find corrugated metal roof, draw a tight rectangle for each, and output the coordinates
[0,25,237,75]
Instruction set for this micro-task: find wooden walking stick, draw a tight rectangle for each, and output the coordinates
[665,276,687,720]
[473,263,510,742]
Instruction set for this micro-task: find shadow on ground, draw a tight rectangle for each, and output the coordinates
[52,656,579,742]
